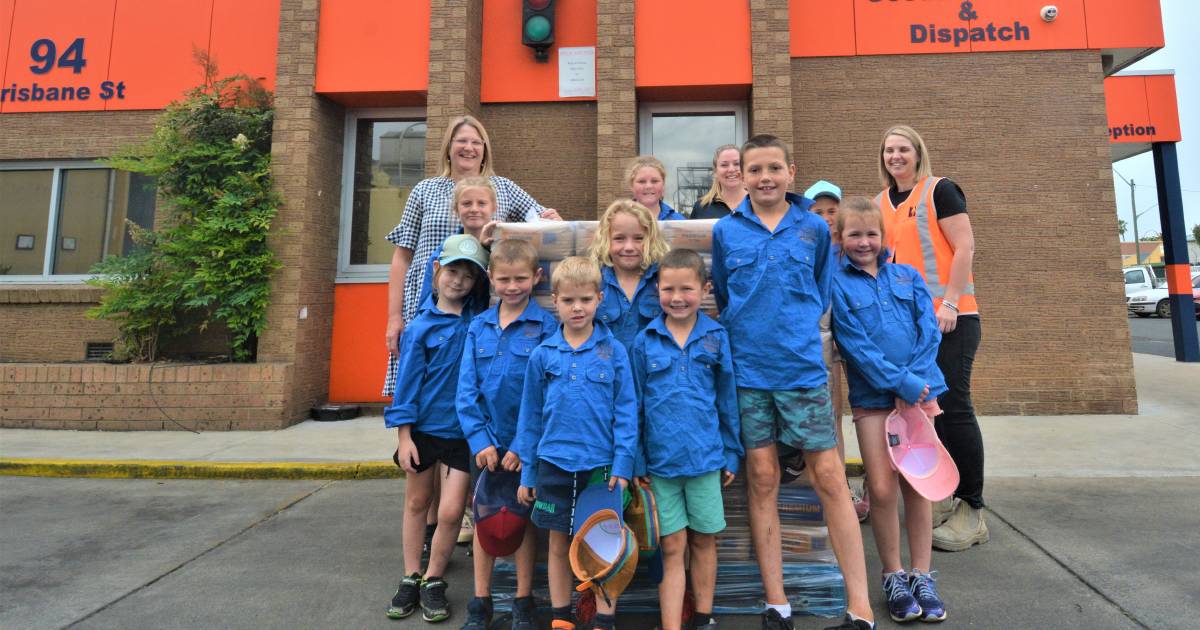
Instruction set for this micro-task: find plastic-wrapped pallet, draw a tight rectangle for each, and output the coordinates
[575,221,599,256]
[659,218,717,254]
[493,221,577,260]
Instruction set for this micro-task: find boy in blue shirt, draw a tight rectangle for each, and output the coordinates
[711,135,875,630]
[631,248,743,630]
[455,239,558,630]
[515,256,639,630]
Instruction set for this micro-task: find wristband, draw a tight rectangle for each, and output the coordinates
[943,301,958,312]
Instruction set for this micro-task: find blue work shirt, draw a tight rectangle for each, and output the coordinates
[631,313,743,479]
[657,201,686,221]
[831,252,947,409]
[384,304,472,437]
[515,322,639,488]
[711,193,833,390]
[597,263,662,350]
[456,299,559,456]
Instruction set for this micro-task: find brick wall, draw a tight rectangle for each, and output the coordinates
[750,0,794,147]
[791,51,1136,414]
[1,362,292,430]
[595,0,637,214]
[0,287,114,361]
[425,0,485,175]
[0,111,157,160]
[483,102,599,220]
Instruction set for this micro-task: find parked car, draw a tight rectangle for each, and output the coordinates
[1123,264,1161,296]
[1127,272,1200,319]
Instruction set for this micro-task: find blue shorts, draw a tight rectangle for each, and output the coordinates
[531,461,607,534]
[737,386,836,452]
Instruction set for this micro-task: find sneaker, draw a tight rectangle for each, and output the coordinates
[422,523,436,562]
[513,596,537,630]
[386,572,421,619]
[932,500,989,552]
[883,570,922,622]
[823,615,876,629]
[931,497,955,528]
[459,597,492,630]
[420,576,451,622]
[778,445,806,484]
[458,512,474,545]
[761,608,794,630]
[851,482,869,522]
[908,571,947,622]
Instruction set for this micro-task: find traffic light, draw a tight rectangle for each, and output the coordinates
[522,0,555,62]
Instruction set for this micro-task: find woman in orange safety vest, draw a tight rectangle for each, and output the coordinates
[876,125,987,552]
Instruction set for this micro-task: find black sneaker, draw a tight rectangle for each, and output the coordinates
[420,576,451,622]
[822,614,876,630]
[512,596,537,630]
[459,597,491,630]
[778,445,806,484]
[761,608,794,630]
[386,572,421,619]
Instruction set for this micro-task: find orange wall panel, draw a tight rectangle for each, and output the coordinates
[0,0,15,112]
[2,0,117,113]
[480,0,597,103]
[329,283,391,404]
[1143,74,1181,142]
[1084,0,1163,50]
[105,0,213,111]
[790,0,855,58]
[853,0,964,56]
[968,0,1086,53]
[635,0,751,89]
[1104,74,1180,144]
[315,0,429,97]
[209,0,280,90]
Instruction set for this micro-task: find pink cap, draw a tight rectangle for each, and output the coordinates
[886,406,959,502]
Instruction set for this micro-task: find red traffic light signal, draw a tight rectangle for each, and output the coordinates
[522,0,555,62]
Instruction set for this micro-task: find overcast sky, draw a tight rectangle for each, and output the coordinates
[1111,0,1198,242]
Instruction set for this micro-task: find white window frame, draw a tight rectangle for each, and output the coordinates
[0,159,118,284]
[637,101,749,156]
[336,107,426,284]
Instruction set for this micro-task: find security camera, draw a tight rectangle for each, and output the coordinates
[1041,5,1059,22]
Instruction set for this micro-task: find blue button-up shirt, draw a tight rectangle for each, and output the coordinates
[711,193,833,390]
[456,300,559,456]
[631,313,743,479]
[657,201,686,221]
[515,322,639,488]
[384,304,472,437]
[831,253,947,409]
[597,263,662,350]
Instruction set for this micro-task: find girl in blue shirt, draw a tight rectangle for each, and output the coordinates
[385,234,488,623]
[588,198,671,350]
[627,155,686,221]
[831,197,949,624]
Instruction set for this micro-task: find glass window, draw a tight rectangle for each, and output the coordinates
[348,118,427,266]
[639,102,748,214]
[0,164,155,281]
[1124,270,1143,284]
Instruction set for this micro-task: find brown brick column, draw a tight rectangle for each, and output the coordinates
[425,0,485,174]
[260,0,346,425]
[750,0,794,150]
[595,0,637,215]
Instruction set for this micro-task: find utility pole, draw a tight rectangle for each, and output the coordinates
[1130,178,1140,264]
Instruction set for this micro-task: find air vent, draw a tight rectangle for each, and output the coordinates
[85,342,115,361]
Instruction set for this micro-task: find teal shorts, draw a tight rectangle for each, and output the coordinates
[650,471,726,536]
[737,386,836,452]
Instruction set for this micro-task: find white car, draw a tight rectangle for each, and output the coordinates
[1127,272,1200,319]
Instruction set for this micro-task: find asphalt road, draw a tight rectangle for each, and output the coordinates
[3,477,1194,630]
[1127,315,1200,357]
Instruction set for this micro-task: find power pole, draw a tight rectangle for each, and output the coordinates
[1130,178,1140,264]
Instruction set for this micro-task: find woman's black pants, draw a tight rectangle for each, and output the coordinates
[935,315,985,509]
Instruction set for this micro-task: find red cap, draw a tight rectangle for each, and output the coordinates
[475,506,529,557]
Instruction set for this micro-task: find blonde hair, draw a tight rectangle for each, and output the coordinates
[836,196,887,247]
[490,239,539,274]
[588,199,670,271]
[451,176,496,215]
[438,115,495,178]
[878,124,933,190]
[625,155,667,189]
[551,256,602,294]
[699,144,740,207]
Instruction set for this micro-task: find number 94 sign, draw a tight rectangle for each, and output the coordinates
[0,38,126,105]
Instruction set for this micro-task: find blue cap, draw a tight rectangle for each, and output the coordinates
[804,180,842,202]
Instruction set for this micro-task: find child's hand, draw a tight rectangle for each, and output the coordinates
[396,433,419,474]
[475,446,499,471]
[501,450,522,472]
[539,208,563,221]
[518,485,536,506]
[636,476,652,487]
[721,470,736,487]
[917,384,930,403]
[608,475,628,492]
[895,396,912,411]
[479,221,498,247]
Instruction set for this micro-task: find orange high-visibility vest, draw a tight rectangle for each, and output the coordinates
[876,176,979,314]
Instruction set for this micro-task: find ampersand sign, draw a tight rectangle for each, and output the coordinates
[959,0,978,21]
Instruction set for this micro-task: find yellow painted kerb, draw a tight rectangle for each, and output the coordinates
[0,458,404,480]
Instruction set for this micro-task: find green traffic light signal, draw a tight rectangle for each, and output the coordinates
[524,15,551,42]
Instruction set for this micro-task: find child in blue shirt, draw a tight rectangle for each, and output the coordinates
[628,155,687,221]
[630,248,743,630]
[588,198,671,350]
[831,197,948,624]
[385,234,488,624]
[455,239,558,630]
[711,135,875,630]
[515,256,639,630]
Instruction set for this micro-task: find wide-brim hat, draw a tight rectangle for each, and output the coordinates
[886,406,959,502]
[473,468,530,557]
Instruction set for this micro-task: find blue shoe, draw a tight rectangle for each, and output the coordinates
[882,570,922,622]
[908,571,947,622]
